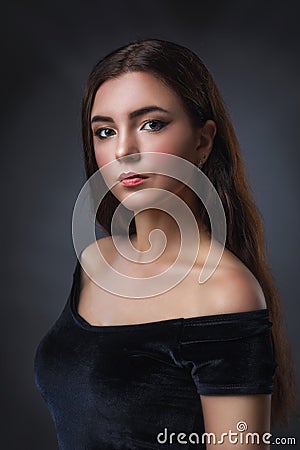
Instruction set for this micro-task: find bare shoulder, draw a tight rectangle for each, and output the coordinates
[78,235,115,287]
[80,235,115,262]
[196,247,267,315]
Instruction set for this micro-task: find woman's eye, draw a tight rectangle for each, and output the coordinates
[94,128,116,139]
[142,120,167,131]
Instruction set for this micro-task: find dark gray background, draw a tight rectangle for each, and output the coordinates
[1,1,299,448]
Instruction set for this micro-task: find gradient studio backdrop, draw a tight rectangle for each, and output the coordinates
[1,1,299,449]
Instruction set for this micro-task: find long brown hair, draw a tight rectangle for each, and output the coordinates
[81,38,297,425]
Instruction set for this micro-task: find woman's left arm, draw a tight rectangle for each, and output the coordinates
[200,393,272,449]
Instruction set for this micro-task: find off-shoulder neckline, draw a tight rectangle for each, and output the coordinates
[69,259,269,332]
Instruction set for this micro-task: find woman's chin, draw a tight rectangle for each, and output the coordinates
[120,189,174,212]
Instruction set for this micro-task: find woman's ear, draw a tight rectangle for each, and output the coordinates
[195,119,217,159]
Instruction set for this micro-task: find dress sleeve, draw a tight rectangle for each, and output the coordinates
[179,309,278,395]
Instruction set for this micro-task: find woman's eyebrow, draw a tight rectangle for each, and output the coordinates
[129,105,171,119]
[91,105,171,124]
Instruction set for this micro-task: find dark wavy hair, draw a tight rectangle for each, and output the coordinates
[81,38,296,425]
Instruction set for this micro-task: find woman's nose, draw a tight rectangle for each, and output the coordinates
[115,133,141,162]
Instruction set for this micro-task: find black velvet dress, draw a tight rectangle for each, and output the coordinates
[34,259,277,449]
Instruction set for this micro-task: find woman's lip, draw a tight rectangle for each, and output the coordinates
[118,172,149,181]
[120,177,148,187]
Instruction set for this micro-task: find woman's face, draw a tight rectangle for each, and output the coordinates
[90,71,209,211]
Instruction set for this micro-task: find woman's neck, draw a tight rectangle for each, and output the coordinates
[130,207,210,266]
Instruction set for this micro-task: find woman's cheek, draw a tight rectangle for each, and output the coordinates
[150,134,185,157]
[94,144,111,169]
[94,152,104,169]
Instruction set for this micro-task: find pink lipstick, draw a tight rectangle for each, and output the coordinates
[118,171,149,187]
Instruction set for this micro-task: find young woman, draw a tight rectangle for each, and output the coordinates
[34,39,296,449]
